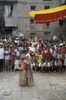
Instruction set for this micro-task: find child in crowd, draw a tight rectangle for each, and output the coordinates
[14,56,20,70]
[37,51,43,71]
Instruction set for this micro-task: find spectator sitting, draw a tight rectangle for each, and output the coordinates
[41,60,51,72]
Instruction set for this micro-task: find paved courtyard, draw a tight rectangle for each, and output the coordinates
[0,71,66,100]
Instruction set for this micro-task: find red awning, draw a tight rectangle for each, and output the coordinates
[34,9,66,24]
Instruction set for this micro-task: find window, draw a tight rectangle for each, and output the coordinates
[8,5,13,16]
[30,33,36,40]
[44,32,51,40]
[45,6,50,9]
[61,0,65,4]
[30,6,36,11]
[30,19,34,24]
[59,19,63,29]
[30,19,35,29]
[46,23,50,29]
[59,19,63,25]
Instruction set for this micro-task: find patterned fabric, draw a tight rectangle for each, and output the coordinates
[19,60,34,87]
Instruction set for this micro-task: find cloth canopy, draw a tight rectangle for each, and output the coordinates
[29,5,66,24]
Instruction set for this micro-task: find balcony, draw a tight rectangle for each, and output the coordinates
[4,16,17,27]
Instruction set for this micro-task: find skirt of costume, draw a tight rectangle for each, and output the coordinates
[19,70,28,87]
[19,60,34,87]
[19,70,34,87]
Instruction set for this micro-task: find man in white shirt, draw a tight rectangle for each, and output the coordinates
[0,43,4,71]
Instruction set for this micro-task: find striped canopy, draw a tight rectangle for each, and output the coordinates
[29,5,66,24]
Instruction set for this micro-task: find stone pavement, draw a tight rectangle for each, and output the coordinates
[0,71,66,100]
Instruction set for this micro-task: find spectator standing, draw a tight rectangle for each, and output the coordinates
[37,51,43,71]
[10,46,15,71]
[52,47,57,58]
[0,43,4,71]
[4,47,10,71]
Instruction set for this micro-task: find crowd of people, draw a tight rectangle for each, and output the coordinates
[0,35,66,73]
